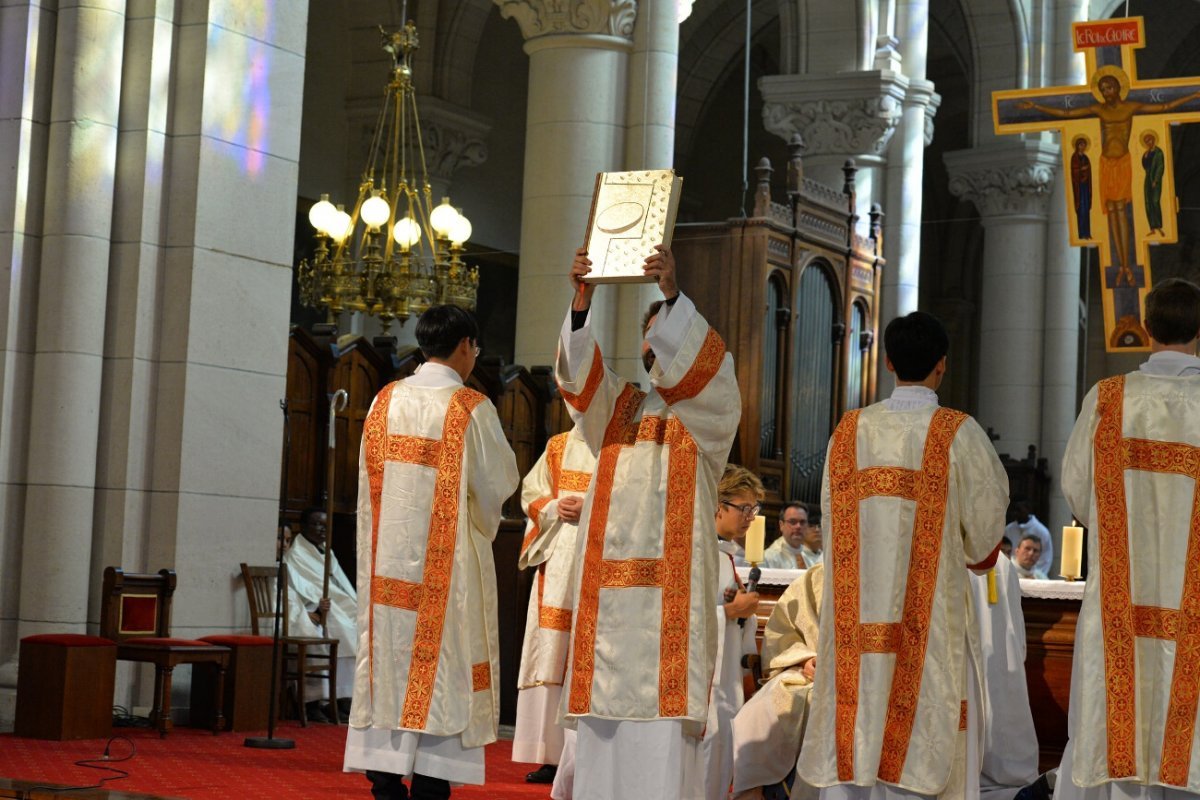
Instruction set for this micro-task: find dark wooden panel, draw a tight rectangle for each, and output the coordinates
[494,518,534,727]
[1022,595,1077,772]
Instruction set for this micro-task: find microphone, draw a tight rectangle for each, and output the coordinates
[746,565,761,594]
[738,566,761,628]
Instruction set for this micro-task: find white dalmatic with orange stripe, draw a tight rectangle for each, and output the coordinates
[346,363,518,755]
[554,293,741,735]
[1061,363,1200,793]
[517,427,595,691]
[798,395,1007,799]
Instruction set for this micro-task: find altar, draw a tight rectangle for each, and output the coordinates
[740,567,1083,771]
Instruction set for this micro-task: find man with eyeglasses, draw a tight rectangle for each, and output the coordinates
[343,304,519,800]
[707,464,765,800]
[798,311,1008,800]
[554,244,741,800]
[763,502,821,569]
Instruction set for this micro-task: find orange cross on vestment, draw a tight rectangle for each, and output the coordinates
[993,17,1200,352]
[566,385,700,719]
[1092,376,1200,786]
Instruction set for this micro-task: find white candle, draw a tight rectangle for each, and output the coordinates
[744,515,766,564]
[1061,525,1084,580]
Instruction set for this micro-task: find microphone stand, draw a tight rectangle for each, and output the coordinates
[246,399,296,750]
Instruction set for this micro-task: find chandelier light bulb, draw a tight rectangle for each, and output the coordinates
[361,192,391,229]
[449,213,472,245]
[328,208,353,242]
[430,197,461,238]
[393,216,422,249]
[308,194,337,234]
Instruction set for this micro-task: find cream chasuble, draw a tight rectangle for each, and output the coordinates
[517,428,595,690]
[554,293,740,734]
[283,534,357,697]
[799,398,1007,797]
[731,564,823,794]
[346,365,519,750]
[1061,360,1200,792]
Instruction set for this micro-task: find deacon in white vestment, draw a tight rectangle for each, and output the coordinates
[343,305,519,799]
[557,245,741,800]
[1058,278,1200,800]
[763,502,822,569]
[969,556,1039,800]
[283,509,357,703]
[706,465,765,800]
[1003,503,1053,577]
[731,563,823,799]
[799,311,1007,800]
[513,427,596,776]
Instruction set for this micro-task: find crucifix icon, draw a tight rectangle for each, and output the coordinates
[993,17,1200,351]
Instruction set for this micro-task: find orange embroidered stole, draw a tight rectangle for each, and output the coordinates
[567,384,700,717]
[1093,375,1200,785]
[523,432,592,634]
[828,406,966,782]
[362,382,488,729]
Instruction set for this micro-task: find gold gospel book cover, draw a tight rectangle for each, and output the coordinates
[582,169,684,283]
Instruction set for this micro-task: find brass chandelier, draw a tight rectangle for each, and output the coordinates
[298,22,478,333]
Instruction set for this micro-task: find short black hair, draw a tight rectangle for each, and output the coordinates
[416,304,479,360]
[301,508,324,527]
[1144,278,1200,345]
[884,311,949,381]
[642,300,666,335]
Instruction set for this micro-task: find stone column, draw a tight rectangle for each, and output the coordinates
[761,72,906,241]
[944,141,1059,459]
[1039,0,1090,545]
[616,0,678,382]
[878,0,937,396]
[18,1,127,641]
[496,0,637,368]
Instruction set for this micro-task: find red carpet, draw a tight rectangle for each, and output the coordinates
[0,724,553,799]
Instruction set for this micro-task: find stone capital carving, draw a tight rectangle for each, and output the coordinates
[418,98,492,181]
[495,0,637,42]
[760,71,909,157]
[346,97,491,186]
[943,140,1060,219]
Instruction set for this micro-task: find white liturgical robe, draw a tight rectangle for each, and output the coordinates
[798,388,1008,799]
[555,293,740,730]
[513,428,595,765]
[969,556,1038,800]
[283,534,357,698]
[555,293,740,800]
[763,535,822,569]
[731,564,822,795]
[1059,352,1200,796]
[704,540,759,800]
[343,362,519,784]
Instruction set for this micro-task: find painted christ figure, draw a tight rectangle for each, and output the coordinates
[1019,67,1200,286]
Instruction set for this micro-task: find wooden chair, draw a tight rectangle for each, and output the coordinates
[99,567,231,737]
[240,563,340,726]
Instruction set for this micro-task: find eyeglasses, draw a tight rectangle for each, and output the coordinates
[720,500,761,517]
